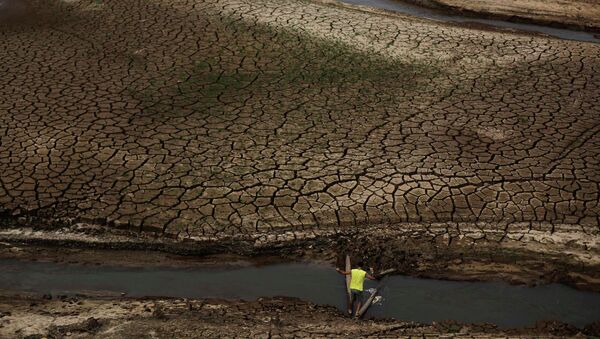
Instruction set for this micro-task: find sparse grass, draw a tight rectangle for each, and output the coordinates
[518,116,529,124]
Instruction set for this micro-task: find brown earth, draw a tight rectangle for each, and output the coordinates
[1,292,598,338]
[401,0,600,32]
[1,0,599,274]
[1,0,599,239]
[0,0,600,334]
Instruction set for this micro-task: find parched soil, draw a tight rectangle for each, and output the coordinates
[402,0,600,32]
[0,0,600,331]
[1,292,598,338]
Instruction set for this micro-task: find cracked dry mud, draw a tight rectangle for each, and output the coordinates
[1,0,600,291]
[4,293,597,338]
[1,0,600,337]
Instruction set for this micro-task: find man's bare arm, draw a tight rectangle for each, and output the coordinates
[366,273,377,280]
[336,268,350,275]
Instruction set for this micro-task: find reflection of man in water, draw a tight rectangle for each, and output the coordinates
[336,261,376,316]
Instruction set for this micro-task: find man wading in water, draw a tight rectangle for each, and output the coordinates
[336,261,376,316]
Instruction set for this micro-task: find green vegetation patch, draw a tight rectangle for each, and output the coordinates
[128,12,441,118]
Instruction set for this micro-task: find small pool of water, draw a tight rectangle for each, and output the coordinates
[339,0,600,43]
[1,259,599,328]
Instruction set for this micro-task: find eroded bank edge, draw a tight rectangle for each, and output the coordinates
[0,220,598,292]
[379,0,600,34]
[3,292,600,337]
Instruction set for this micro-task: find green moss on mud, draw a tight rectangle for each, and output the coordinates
[129,14,441,118]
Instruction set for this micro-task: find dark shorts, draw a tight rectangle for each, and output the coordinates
[350,289,364,302]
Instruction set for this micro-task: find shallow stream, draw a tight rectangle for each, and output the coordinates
[1,259,599,328]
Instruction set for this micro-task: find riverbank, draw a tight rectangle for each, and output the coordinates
[329,0,600,42]
[2,256,600,328]
[1,291,599,338]
[399,0,600,33]
[1,0,599,336]
[1,221,599,292]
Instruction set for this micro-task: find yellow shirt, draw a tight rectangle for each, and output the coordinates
[350,269,367,291]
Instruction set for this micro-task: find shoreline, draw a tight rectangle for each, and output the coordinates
[320,0,600,43]
[2,220,599,292]
[397,0,600,34]
[1,291,599,337]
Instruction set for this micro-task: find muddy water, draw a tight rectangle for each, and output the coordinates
[340,0,600,43]
[2,259,600,328]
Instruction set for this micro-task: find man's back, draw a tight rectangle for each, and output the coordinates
[350,268,367,291]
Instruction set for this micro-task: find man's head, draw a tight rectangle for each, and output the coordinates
[356,260,364,269]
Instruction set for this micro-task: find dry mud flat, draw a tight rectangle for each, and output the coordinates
[0,0,599,283]
[1,0,600,336]
[1,292,599,338]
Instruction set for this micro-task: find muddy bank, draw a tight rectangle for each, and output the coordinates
[333,0,600,42]
[3,258,600,328]
[1,292,598,338]
[397,0,600,34]
[1,220,599,292]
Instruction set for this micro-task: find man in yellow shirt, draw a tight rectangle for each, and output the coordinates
[336,261,377,316]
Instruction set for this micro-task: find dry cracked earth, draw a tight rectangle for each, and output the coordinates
[1,0,599,239]
[1,0,600,282]
[1,0,600,337]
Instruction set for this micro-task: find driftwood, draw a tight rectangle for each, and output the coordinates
[355,268,397,318]
[345,255,352,313]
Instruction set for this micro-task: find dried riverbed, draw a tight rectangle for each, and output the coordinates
[1,0,600,336]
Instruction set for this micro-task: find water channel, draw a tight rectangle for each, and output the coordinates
[1,259,599,328]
